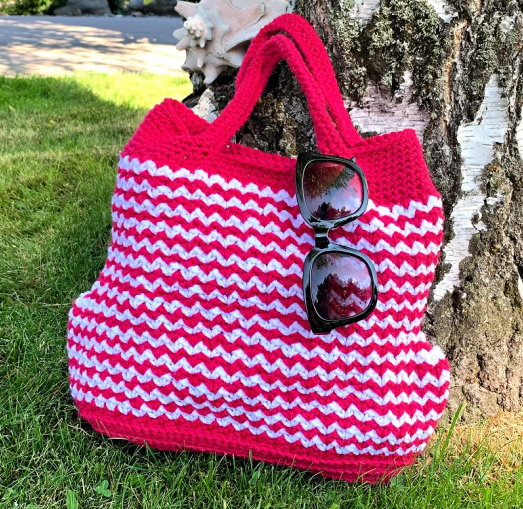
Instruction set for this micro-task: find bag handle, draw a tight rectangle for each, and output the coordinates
[236,13,362,148]
[194,34,348,156]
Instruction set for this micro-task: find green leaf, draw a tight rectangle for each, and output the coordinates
[66,490,78,509]
[249,471,260,486]
[388,474,406,490]
[143,0,154,5]
[95,480,112,498]
[2,488,16,501]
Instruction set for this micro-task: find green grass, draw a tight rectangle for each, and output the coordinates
[0,73,522,508]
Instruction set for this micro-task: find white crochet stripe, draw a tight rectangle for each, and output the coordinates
[68,328,450,386]
[113,212,312,246]
[69,333,449,414]
[375,259,437,278]
[106,249,434,301]
[72,387,429,456]
[100,264,431,308]
[69,338,449,406]
[112,194,311,243]
[93,280,374,320]
[101,264,303,298]
[113,224,307,260]
[69,312,433,362]
[110,237,366,297]
[379,280,431,296]
[99,267,429,313]
[70,340,448,415]
[112,230,438,279]
[69,335,446,394]
[343,217,443,238]
[113,183,444,238]
[68,337,448,388]
[110,239,304,278]
[338,237,440,257]
[68,358,447,410]
[119,156,298,207]
[71,386,430,456]
[369,197,442,222]
[90,282,417,330]
[112,194,303,233]
[70,323,445,373]
[70,368,439,445]
[74,293,424,335]
[69,310,430,361]
[118,156,443,221]
[93,280,307,319]
[113,212,441,257]
[68,353,443,428]
[115,176,305,228]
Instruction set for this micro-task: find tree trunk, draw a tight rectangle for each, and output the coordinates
[189,0,523,423]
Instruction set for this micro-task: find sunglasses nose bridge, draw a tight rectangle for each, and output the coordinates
[314,228,330,249]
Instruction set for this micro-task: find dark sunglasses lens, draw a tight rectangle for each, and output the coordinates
[311,252,373,321]
[303,160,363,221]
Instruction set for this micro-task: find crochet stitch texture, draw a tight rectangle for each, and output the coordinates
[66,14,450,483]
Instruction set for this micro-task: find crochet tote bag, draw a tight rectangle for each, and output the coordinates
[67,13,450,483]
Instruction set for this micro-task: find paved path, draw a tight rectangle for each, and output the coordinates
[0,15,186,76]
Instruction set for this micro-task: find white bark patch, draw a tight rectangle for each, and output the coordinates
[433,75,509,302]
[500,15,516,33]
[425,0,457,23]
[350,0,455,24]
[351,0,381,23]
[516,116,523,159]
[192,88,218,123]
[346,71,430,141]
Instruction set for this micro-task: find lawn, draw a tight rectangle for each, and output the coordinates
[1,73,522,509]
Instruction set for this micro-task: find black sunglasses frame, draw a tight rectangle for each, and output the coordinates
[296,152,379,334]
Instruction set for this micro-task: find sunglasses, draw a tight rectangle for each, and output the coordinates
[296,152,379,335]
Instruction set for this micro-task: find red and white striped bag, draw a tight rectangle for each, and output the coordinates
[67,14,450,482]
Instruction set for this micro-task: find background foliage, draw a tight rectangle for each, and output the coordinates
[0,0,65,15]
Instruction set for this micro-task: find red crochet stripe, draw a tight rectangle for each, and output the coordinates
[77,403,415,483]
[115,170,445,230]
[70,300,429,345]
[102,246,434,300]
[93,264,431,312]
[72,302,436,358]
[111,181,444,233]
[106,237,442,296]
[104,241,441,290]
[97,265,434,308]
[68,355,450,408]
[69,359,447,417]
[69,375,448,431]
[111,207,443,253]
[69,338,448,396]
[70,302,439,346]
[70,366,444,426]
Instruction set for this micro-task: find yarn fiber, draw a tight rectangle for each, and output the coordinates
[66,14,450,483]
